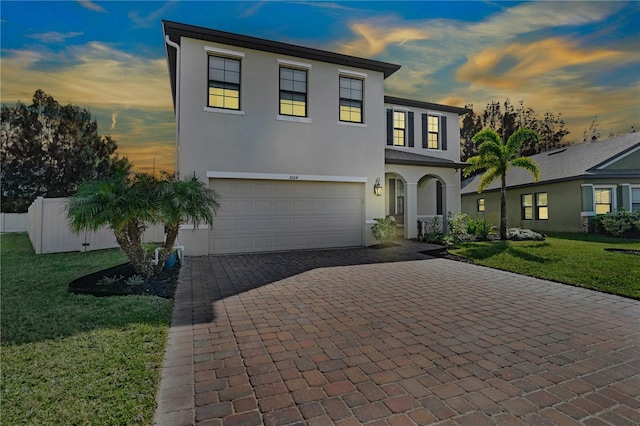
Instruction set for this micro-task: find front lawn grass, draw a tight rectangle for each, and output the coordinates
[448,232,640,299]
[1,233,172,425]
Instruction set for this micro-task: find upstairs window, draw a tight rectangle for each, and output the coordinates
[427,115,439,149]
[393,111,406,146]
[536,192,548,219]
[208,56,240,110]
[280,67,307,117]
[522,194,533,220]
[595,188,612,214]
[339,76,363,123]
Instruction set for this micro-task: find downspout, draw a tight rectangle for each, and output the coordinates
[165,35,181,178]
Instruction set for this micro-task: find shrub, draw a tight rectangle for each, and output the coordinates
[371,217,397,245]
[506,228,545,241]
[466,218,494,240]
[593,210,640,237]
[448,212,469,236]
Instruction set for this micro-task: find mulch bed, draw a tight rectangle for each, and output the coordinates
[69,262,179,299]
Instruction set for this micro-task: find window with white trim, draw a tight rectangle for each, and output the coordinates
[393,111,406,146]
[427,115,439,149]
[595,188,612,214]
[279,67,307,117]
[632,187,640,212]
[208,56,240,110]
[339,76,363,123]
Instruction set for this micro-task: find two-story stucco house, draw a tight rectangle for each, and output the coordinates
[163,21,468,255]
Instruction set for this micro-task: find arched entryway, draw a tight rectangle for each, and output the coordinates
[417,174,447,234]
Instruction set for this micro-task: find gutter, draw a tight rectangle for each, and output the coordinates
[165,35,181,178]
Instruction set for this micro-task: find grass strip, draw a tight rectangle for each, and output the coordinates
[1,233,172,425]
[448,232,640,299]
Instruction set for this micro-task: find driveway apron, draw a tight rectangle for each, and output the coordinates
[154,243,640,425]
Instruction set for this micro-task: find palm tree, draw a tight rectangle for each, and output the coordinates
[67,171,220,277]
[464,128,541,240]
[153,173,220,275]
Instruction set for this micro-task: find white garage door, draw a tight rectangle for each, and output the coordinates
[209,179,363,254]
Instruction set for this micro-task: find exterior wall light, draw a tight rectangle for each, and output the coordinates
[373,177,383,196]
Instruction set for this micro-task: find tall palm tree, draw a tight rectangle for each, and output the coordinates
[464,128,541,240]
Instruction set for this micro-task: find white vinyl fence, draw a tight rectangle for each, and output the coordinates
[0,213,28,233]
[27,197,164,254]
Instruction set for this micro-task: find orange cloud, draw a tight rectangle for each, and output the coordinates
[341,22,430,57]
[457,37,630,90]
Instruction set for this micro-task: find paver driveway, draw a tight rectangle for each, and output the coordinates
[154,243,640,425]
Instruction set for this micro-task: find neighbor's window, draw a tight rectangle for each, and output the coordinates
[522,194,533,220]
[536,192,548,220]
[477,198,485,212]
[208,56,240,109]
[393,111,406,146]
[595,188,612,214]
[427,115,439,149]
[339,76,363,123]
[632,187,640,212]
[280,67,307,117]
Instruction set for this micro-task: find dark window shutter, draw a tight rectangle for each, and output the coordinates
[441,116,448,151]
[408,112,414,147]
[421,113,427,148]
[386,109,393,146]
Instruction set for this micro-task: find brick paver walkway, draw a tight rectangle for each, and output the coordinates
[154,243,640,425]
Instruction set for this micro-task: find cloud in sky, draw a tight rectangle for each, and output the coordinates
[77,0,106,13]
[128,1,178,28]
[338,1,638,140]
[27,31,83,43]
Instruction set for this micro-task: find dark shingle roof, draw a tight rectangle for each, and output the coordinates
[385,149,466,168]
[461,133,640,194]
[384,96,471,115]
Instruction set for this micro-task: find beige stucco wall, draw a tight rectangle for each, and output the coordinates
[176,36,388,254]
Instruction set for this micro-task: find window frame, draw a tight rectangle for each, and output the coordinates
[207,54,242,111]
[535,192,548,220]
[279,66,308,118]
[594,186,615,214]
[393,110,406,146]
[427,114,440,150]
[521,193,533,220]
[477,198,485,212]
[338,75,364,124]
[632,186,640,212]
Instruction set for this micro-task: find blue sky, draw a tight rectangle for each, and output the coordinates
[2,1,639,173]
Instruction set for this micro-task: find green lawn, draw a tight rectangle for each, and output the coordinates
[449,232,640,299]
[1,233,172,425]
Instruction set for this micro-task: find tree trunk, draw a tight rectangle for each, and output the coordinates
[152,224,180,275]
[500,176,507,240]
[115,221,154,278]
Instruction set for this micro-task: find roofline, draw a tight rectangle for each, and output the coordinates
[163,20,402,78]
[590,141,640,170]
[461,172,640,195]
[384,96,471,115]
[386,159,467,169]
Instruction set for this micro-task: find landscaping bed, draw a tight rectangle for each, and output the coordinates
[69,262,179,299]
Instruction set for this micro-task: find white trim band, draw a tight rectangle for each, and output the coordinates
[207,171,367,183]
[204,45,245,58]
[278,58,312,69]
[337,68,368,78]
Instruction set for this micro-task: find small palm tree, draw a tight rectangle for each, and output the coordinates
[67,171,220,277]
[153,173,220,275]
[464,128,541,240]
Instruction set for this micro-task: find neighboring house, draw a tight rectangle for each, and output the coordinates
[461,133,640,233]
[163,20,468,255]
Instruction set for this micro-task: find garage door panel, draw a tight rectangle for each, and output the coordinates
[210,179,363,254]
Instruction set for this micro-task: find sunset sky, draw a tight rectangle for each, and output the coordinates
[2,1,639,173]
